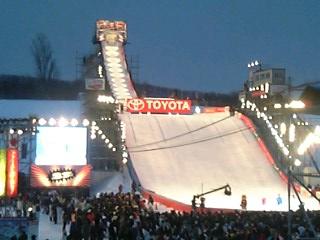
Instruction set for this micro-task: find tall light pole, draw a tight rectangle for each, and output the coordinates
[287,114,295,240]
[286,101,306,239]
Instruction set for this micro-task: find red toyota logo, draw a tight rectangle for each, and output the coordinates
[127,99,145,111]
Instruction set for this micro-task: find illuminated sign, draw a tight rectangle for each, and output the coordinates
[251,90,265,97]
[96,20,127,42]
[6,148,18,197]
[126,98,192,114]
[202,107,227,113]
[96,20,108,30]
[48,168,75,183]
[97,20,126,31]
[31,164,91,187]
[0,149,6,196]
[85,78,105,91]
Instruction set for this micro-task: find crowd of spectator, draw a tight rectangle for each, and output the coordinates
[52,191,320,240]
[0,192,39,219]
[2,186,320,240]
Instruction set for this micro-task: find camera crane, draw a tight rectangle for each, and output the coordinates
[192,184,232,211]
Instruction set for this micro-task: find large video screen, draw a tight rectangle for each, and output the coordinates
[35,127,87,165]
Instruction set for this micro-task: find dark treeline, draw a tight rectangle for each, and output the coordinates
[0,75,83,100]
[0,75,238,106]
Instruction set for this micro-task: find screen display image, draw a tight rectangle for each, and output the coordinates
[35,127,87,165]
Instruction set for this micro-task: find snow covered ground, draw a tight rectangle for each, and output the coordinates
[121,112,320,211]
[38,211,65,240]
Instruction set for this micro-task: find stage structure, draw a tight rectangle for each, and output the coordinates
[30,118,92,188]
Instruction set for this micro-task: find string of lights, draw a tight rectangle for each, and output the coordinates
[241,98,292,158]
[91,120,129,165]
[90,121,117,152]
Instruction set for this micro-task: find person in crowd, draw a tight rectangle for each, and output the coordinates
[118,184,123,194]
[241,194,247,210]
[148,194,154,206]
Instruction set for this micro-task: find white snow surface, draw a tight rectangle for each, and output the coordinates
[121,112,320,211]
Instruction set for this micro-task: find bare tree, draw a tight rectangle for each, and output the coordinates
[31,33,59,81]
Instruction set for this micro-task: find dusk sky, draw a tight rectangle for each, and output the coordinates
[1,0,319,93]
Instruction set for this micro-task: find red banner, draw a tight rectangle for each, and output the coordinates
[202,107,227,113]
[6,148,18,197]
[126,98,192,114]
[31,164,92,187]
[251,90,265,97]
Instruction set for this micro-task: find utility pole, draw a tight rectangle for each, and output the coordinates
[75,50,83,81]
[287,102,297,240]
[287,157,292,239]
[128,54,140,83]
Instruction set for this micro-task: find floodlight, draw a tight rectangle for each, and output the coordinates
[110,72,126,78]
[106,51,119,57]
[274,103,282,109]
[38,118,47,126]
[109,67,124,73]
[82,119,90,127]
[280,122,286,135]
[58,117,68,127]
[106,57,121,63]
[107,63,122,68]
[105,46,119,51]
[48,118,56,126]
[288,100,305,109]
[289,124,296,143]
[294,159,302,167]
[70,119,78,127]
[98,65,103,75]
[195,106,201,114]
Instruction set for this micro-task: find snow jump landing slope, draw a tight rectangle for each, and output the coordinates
[121,111,318,211]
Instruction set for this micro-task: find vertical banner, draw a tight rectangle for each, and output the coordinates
[0,149,6,196]
[6,148,18,197]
